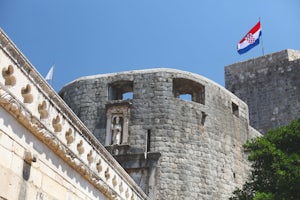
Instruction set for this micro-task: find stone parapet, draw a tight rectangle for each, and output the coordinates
[0,28,147,200]
[225,49,300,133]
[225,49,300,71]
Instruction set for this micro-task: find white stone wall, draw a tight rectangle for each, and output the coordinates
[0,107,108,200]
[0,28,147,200]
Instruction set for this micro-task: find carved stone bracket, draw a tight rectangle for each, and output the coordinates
[21,84,33,103]
[2,65,16,86]
[38,101,49,119]
[105,144,130,155]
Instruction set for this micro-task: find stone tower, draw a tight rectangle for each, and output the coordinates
[59,68,260,199]
[225,49,300,134]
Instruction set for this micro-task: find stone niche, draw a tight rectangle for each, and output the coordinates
[105,101,131,154]
[104,101,161,196]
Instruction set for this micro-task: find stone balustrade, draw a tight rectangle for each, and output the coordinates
[0,28,147,200]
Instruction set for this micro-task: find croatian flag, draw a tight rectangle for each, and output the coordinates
[237,21,262,54]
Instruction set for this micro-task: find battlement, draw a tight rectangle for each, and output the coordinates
[60,68,253,143]
[225,49,300,134]
[226,49,300,71]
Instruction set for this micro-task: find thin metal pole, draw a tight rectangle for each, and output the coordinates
[259,17,265,56]
[50,64,55,86]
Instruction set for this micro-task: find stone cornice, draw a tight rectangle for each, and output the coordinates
[0,28,147,200]
[225,49,300,70]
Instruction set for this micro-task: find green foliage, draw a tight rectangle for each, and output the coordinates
[253,192,273,200]
[230,119,300,200]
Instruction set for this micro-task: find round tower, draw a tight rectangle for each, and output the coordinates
[59,68,260,199]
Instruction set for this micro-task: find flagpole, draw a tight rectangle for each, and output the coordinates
[259,17,265,56]
[50,64,55,86]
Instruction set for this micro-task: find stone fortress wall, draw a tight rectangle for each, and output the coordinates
[60,69,260,199]
[225,49,300,134]
[2,24,299,200]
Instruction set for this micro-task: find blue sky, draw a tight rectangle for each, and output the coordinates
[1,1,300,91]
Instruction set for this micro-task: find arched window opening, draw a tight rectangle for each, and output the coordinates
[108,80,133,100]
[173,78,205,104]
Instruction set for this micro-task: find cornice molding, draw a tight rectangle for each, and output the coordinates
[0,83,120,198]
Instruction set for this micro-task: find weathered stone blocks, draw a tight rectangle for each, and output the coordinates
[225,49,300,133]
[60,68,260,199]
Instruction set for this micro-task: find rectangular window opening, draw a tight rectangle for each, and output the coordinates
[108,80,133,100]
[232,102,239,117]
[147,130,151,152]
[173,78,205,104]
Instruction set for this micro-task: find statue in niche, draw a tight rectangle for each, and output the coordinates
[111,116,123,145]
